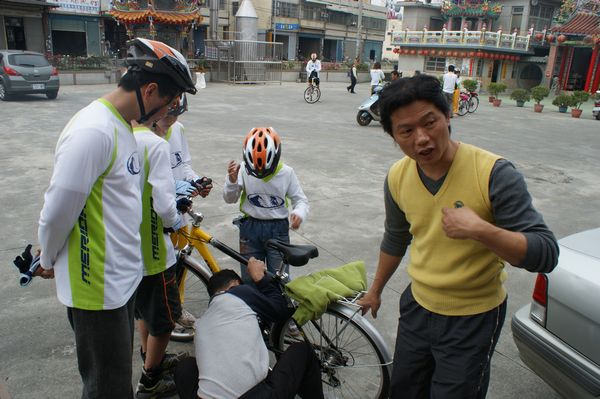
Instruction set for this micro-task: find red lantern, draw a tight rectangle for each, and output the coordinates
[438,50,445,56]
[534,32,544,41]
[430,49,436,56]
[402,49,408,54]
[410,49,416,55]
[557,34,567,43]
[546,34,555,42]
[422,50,429,56]
[476,51,483,57]
[515,55,520,61]
[461,51,467,57]
[469,51,475,57]
[453,51,459,57]
[392,47,399,54]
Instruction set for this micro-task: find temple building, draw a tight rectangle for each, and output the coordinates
[108,0,203,57]
[547,11,600,92]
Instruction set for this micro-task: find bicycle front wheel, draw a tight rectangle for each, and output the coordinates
[304,86,321,104]
[273,306,391,399]
[468,95,479,113]
[171,256,212,342]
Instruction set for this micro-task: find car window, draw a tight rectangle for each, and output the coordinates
[8,54,50,67]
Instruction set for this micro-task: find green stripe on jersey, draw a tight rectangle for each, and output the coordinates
[67,128,118,310]
[140,146,168,275]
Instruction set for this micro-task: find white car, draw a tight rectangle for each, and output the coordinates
[512,228,600,398]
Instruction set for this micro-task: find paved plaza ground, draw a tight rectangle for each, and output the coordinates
[1,80,599,398]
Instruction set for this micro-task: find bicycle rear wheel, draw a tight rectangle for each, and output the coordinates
[304,86,321,103]
[468,95,479,113]
[171,256,212,342]
[273,305,391,399]
[457,99,469,116]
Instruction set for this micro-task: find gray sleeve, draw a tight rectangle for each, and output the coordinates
[380,176,412,257]
[489,159,559,273]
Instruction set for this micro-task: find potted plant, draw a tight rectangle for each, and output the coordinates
[531,85,550,112]
[570,90,590,118]
[462,79,478,93]
[552,93,573,113]
[488,83,507,106]
[510,88,531,107]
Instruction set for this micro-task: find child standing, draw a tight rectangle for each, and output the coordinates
[156,94,212,330]
[133,119,192,398]
[223,127,309,280]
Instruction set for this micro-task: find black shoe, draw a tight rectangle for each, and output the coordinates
[136,367,177,398]
[351,91,356,93]
[161,351,189,371]
[347,86,350,92]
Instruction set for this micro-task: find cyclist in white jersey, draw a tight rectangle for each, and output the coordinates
[37,38,196,399]
[156,94,213,330]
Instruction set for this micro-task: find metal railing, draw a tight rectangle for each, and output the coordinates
[204,40,283,84]
[391,29,532,52]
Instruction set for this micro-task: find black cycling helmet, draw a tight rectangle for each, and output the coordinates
[168,93,188,117]
[126,38,196,95]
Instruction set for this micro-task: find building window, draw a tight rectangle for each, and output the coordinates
[425,57,446,73]
[274,1,299,18]
[529,5,555,32]
[511,6,523,33]
[476,58,484,77]
[303,4,324,21]
[362,17,386,31]
[328,11,348,25]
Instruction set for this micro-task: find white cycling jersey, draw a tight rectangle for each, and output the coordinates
[38,99,143,310]
[166,121,199,182]
[223,163,309,222]
[135,127,183,276]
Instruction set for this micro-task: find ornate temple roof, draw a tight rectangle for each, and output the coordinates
[551,12,600,35]
[110,1,202,25]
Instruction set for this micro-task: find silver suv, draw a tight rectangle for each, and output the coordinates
[0,50,60,101]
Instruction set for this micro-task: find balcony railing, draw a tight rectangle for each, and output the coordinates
[391,29,532,52]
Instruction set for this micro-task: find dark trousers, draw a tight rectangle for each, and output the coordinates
[67,294,137,399]
[390,285,507,399]
[348,75,357,93]
[239,217,290,282]
[175,342,324,399]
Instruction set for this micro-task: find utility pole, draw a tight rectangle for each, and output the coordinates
[210,0,219,40]
[354,0,363,61]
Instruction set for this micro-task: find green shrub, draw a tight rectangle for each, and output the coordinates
[552,93,574,108]
[530,86,550,104]
[571,90,590,109]
[488,82,507,97]
[462,79,478,92]
[510,88,531,103]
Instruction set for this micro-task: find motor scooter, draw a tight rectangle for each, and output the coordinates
[592,90,600,120]
[356,85,384,126]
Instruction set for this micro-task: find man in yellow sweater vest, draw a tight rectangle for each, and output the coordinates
[359,74,559,399]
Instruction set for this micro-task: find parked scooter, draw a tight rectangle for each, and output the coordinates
[356,85,384,126]
[592,90,600,120]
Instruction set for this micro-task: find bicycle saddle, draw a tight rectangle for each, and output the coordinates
[265,239,318,267]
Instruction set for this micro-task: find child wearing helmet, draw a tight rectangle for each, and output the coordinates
[223,127,309,280]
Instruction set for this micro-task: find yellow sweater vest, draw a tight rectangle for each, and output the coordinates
[388,143,507,316]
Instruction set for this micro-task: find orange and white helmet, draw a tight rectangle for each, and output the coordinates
[126,38,196,95]
[242,127,282,179]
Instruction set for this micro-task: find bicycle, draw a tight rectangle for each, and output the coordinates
[170,204,393,398]
[457,93,470,116]
[467,90,479,113]
[304,77,321,104]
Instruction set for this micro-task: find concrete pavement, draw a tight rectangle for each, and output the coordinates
[1,81,599,398]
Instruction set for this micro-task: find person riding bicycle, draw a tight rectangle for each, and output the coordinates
[223,127,309,280]
[305,53,321,87]
[174,258,324,399]
[358,74,559,399]
[36,37,196,398]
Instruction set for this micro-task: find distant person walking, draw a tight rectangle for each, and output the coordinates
[347,60,358,94]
